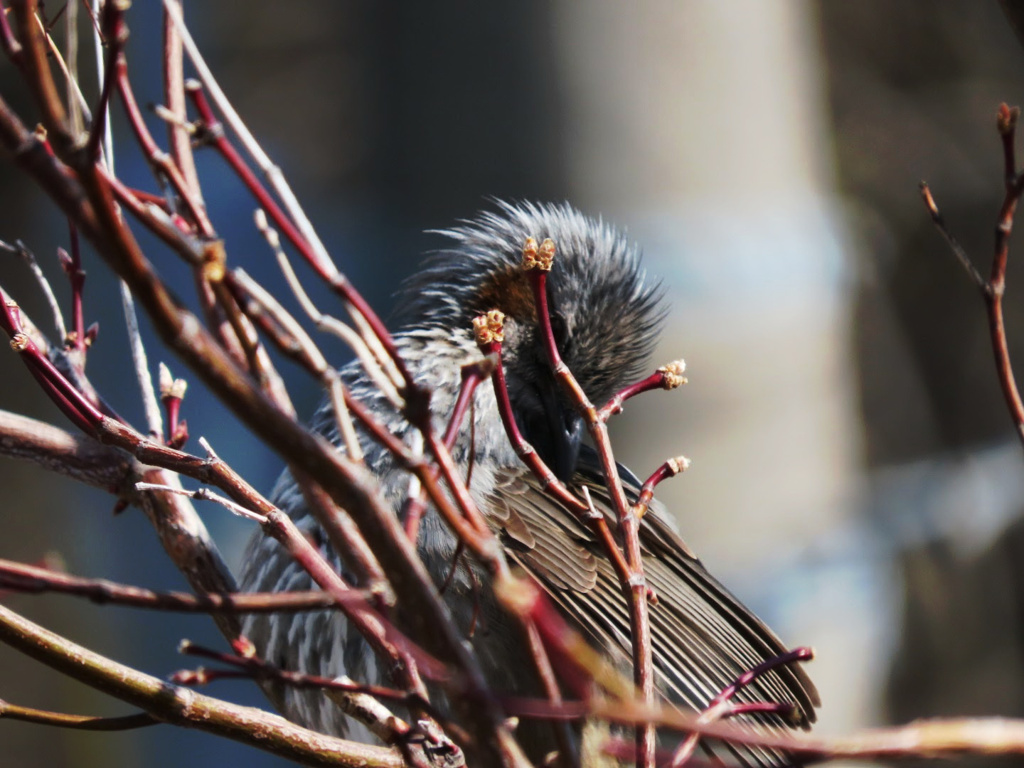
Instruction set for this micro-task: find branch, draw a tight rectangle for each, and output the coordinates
[0,601,404,768]
[920,102,1024,449]
[0,408,133,491]
[529,236,655,764]
[175,640,426,746]
[0,557,341,613]
[0,700,157,731]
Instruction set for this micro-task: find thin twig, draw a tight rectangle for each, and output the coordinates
[178,68,413,390]
[232,265,361,460]
[89,0,110,163]
[598,360,687,422]
[0,700,157,731]
[135,481,266,522]
[83,0,120,165]
[633,455,690,519]
[920,102,1024,449]
[162,0,203,207]
[121,283,165,439]
[176,639,424,746]
[919,182,986,289]
[669,648,813,766]
[0,557,341,613]
[61,224,86,356]
[0,238,66,341]
[261,214,402,408]
[163,1,335,274]
[523,236,655,765]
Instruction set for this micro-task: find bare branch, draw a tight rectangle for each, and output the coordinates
[919,103,1024,449]
[0,408,132,490]
[0,238,66,341]
[0,602,405,767]
[0,700,157,731]
[0,557,340,613]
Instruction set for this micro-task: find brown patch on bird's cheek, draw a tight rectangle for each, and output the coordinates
[472,264,538,323]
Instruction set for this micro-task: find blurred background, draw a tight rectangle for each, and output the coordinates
[2,1,1024,766]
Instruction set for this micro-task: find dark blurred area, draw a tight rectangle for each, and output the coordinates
[822,2,1024,766]
[826,1,1024,462]
[4,2,1024,767]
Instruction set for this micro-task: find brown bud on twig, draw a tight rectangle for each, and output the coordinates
[200,240,227,283]
[472,310,505,346]
[170,668,209,686]
[158,362,189,401]
[633,455,691,521]
[521,236,554,272]
[666,455,691,475]
[658,360,687,389]
[998,103,1021,136]
[158,363,189,448]
[232,636,257,659]
[83,322,99,347]
[56,247,74,275]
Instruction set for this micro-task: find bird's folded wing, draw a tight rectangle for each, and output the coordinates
[482,460,819,765]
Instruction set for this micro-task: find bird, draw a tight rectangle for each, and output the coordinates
[239,201,819,766]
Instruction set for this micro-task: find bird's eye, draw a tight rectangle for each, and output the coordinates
[549,311,570,354]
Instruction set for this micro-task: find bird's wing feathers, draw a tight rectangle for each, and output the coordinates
[480,454,818,765]
[488,472,598,592]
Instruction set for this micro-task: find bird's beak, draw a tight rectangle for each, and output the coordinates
[528,378,584,483]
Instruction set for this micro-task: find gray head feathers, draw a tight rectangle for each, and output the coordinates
[395,201,664,404]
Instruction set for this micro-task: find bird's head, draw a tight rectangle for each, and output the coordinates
[397,201,664,480]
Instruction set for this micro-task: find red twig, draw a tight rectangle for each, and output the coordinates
[920,102,1024,450]
[633,456,690,519]
[669,647,814,766]
[122,185,174,211]
[176,639,419,711]
[474,312,635,591]
[0,4,25,67]
[1,290,105,433]
[157,363,188,448]
[0,556,341,613]
[598,361,687,422]
[59,223,86,355]
[83,1,122,164]
[188,83,310,275]
[404,357,493,542]
[114,53,212,236]
[185,80,416,393]
[100,164,205,264]
[992,104,1024,447]
[161,0,202,209]
[524,236,657,765]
